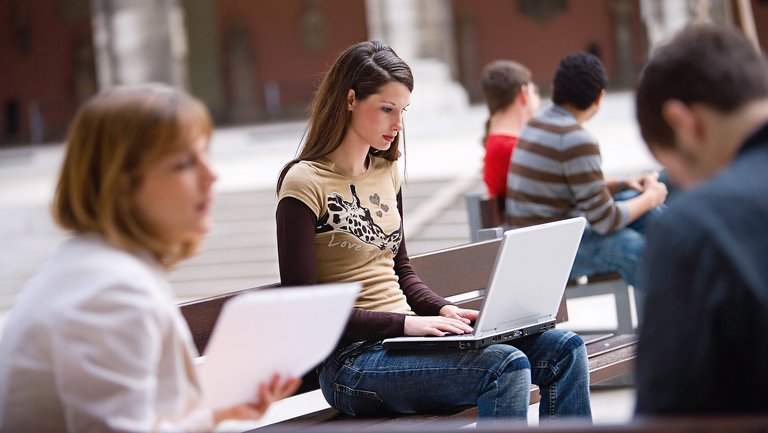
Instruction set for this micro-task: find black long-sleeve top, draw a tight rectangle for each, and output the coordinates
[276,192,452,343]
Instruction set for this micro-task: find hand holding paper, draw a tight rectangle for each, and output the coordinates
[212,374,302,423]
[197,283,359,410]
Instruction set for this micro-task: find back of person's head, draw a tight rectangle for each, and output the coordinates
[54,84,213,266]
[552,52,607,110]
[636,24,768,149]
[481,60,532,114]
[277,40,413,193]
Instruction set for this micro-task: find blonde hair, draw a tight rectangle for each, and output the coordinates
[53,84,213,268]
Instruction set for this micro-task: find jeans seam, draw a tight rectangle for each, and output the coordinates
[352,366,505,375]
[548,384,557,416]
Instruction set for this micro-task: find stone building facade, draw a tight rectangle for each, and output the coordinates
[1,0,764,145]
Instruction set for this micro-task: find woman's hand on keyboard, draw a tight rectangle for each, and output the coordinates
[439,305,479,325]
[403,315,473,337]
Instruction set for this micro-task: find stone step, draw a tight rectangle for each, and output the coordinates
[169,260,279,282]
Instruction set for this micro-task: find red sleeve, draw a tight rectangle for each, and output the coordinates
[276,197,407,341]
[483,135,518,197]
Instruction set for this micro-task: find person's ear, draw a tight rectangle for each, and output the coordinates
[594,89,607,108]
[661,99,703,153]
[518,85,528,105]
[347,89,355,111]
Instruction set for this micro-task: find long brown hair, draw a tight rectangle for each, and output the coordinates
[53,84,213,268]
[276,40,413,193]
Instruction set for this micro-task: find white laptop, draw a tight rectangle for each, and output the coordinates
[196,283,360,409]
[382,217,586,351]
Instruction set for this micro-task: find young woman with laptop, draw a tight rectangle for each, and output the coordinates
[275,40,592,422]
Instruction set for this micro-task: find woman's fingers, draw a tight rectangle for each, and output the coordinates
[252,375,302,413]
[433,317,473,334]
[404,315,474,336]
[213,376,303,423]
[263,375,301,402]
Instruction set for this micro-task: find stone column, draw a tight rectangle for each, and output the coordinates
[181,0,225,119]
[640,0,690,52]
[365,0,468,115]
[612,0,638,88]
[90,0,188,89]
[224,20,260,123]
[640,0,732,54]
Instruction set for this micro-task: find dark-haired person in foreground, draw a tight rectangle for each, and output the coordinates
[506,53,667,290]
[635,24,768,415]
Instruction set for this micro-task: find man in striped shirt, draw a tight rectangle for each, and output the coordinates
[505,52,667,289]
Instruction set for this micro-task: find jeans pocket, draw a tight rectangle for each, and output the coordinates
[334,340,380,365]
[335,341,365,363]
[333,382,387,416]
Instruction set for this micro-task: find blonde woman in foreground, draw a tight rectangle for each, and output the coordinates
[0,85,299,432]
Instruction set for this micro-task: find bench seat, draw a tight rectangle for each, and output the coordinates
[179,239,637,429]
[254,415,768,433]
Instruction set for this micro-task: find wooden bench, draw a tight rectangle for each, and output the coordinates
[465,192,638,335]
[179,239,637,429]
[254,415,768,432]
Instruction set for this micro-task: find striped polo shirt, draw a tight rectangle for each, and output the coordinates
[505,105,630,235]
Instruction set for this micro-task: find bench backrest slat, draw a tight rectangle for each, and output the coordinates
[180,237,571,355]
[409,239,501,299]
[180,241,502,354]
[412,238,567,322]
[180,283,279,354]
[466,193,504,231]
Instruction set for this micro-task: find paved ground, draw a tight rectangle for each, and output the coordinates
[0,166,485,308]
[0,91,657,426]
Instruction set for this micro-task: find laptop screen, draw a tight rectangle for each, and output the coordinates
[474,217,585,335]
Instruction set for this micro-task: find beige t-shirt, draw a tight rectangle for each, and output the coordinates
[279,156,413,314]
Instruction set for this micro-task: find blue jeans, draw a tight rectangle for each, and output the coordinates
[318,329,591,423]
[570,190,665,288]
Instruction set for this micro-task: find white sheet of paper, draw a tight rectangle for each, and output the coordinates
[196,283,360,410]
